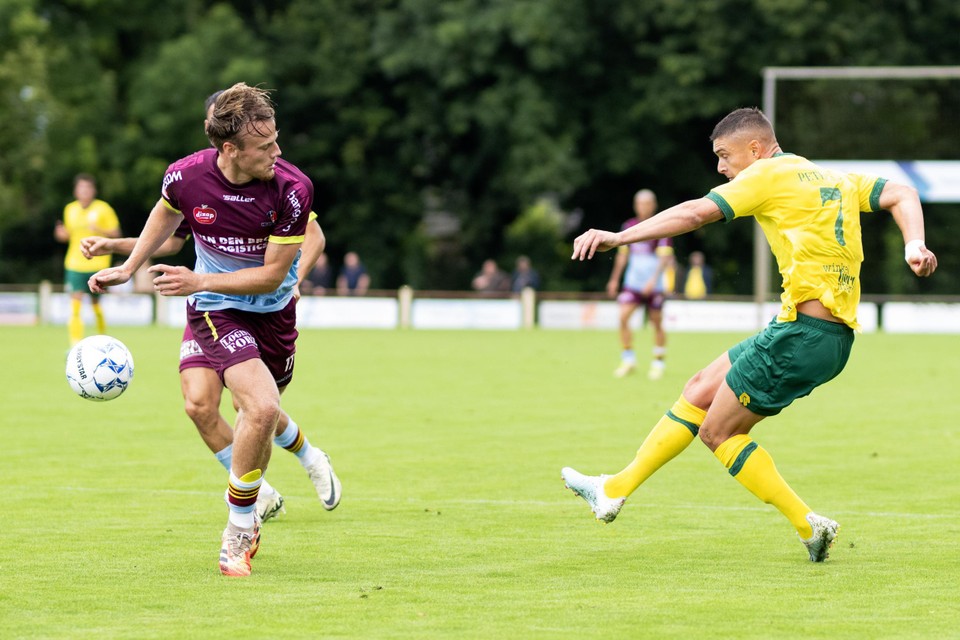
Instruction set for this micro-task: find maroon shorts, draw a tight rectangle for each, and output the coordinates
[179,323,212,372]
[617,288,665,310]
[184,299,298,388]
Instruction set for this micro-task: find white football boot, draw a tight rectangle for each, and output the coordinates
[256,485,286,522]
[561,467,626,523]
[305,449,342,511]
[800,513,840,562]
[614,360,636,378]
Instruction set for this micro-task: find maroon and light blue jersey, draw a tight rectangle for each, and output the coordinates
[160,149,312,313]
[173,218,192,240]
[620,217,672,292]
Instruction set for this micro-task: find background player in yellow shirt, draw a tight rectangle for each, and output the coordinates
[563,107,937,562]
[54,173,121,345]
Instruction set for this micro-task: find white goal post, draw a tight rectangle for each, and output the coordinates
[752,66,960,312]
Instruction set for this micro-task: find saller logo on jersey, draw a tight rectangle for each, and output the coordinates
[193,205,217,224]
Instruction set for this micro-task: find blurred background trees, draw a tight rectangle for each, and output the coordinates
[1,0,958,293]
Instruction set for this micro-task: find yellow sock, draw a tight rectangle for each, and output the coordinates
[604,396,706,499]
[714,435,813,538]
[68,299,84,345]
[92,303,106,335]
[239,468,263,484]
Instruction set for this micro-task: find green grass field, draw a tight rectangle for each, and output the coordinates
[2,325,958,639]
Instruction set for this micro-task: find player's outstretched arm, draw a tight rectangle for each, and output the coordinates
[82,235,187,259]
[88,199,182,293]
[81,236,132,258]
[878,182,937,278]
[572,198,722,261]
[149,241,301,297]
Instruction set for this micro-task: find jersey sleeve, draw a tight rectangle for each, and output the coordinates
[705,167,768,222]
[269,181,312,244]
[160,164,183,213]
[848,173,887,213]
[172,218,192,240]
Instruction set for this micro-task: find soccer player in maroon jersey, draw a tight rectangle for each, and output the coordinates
[89,83,339,577]
[82,95,332,529]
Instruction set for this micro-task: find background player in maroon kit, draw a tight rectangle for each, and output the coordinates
[606,189,674,380]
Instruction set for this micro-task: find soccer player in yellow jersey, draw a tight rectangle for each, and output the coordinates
[563,107,938,562]
[54,173,121,345]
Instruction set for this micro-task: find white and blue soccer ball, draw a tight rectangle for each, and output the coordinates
[65,335,135,401]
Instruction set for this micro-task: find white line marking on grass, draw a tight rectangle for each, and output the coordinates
[60,486,959,520]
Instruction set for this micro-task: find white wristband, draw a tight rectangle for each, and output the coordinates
[904,239,926,262]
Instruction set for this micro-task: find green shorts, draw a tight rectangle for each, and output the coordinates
[726,314,854,417]
[65,269,101,300]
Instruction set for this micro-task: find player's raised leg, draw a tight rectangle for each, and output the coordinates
[274,412,342,511]
[562,395,704,523]
[563,352,728,522]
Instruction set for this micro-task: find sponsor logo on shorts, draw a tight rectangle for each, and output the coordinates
[220,329,257,354]
[180,339,203,361]
[193,204,217,224]
[739,392,751,407]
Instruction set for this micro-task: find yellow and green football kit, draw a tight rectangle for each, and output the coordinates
[707,153,884,415]
[707,154,883,537]
[63,198,120,275]
[62,198,120,343]
[604,154,887,541]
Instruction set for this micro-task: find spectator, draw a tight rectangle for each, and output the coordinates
[682,251,714,299]
[511,255,541,292]
[337,251,370,295]
[472,259,510,293]
[302,252,334,295]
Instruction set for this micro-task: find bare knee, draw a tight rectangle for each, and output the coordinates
[240,397,281,437]
[183,395,220,435]
[698,423,725,451]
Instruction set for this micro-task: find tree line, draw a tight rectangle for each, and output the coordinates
[2,0,958,295]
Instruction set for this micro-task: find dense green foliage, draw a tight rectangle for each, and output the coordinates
[3,325,960,637]
[1,0,958,292]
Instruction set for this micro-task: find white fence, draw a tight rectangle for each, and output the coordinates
[4,283,959,333]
